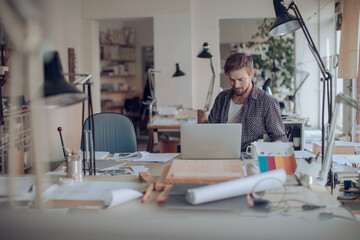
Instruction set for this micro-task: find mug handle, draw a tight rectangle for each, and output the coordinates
[246,145,252,154]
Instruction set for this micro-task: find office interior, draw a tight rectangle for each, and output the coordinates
[1,0,360,239]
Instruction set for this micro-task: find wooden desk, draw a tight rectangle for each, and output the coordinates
[147,110,197,152]
[147,117,306,152]
[1,158,359,240]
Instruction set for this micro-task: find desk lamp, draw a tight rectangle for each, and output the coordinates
[145,64,186,125]
[42,51,86,109]
[0,0,87,208]
[320,93,360,187]
[197,42,215,111]
[64,72,95,175]
[172,63,186,77]
[269,0,333,186]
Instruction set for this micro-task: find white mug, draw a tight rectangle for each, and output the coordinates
[245,142,258,159]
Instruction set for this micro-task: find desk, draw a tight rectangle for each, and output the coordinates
[1,158,359,240]
[147,110,197,152]
[147,115,306,152]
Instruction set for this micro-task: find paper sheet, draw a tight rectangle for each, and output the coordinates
[112,151,148,160]
[131,153,178,163]
[77,150,110,160]
[0,176,35,201]
[42,181,142,208]
[294,150,317,159]
[185,169,286,205]
[332,155,352,166]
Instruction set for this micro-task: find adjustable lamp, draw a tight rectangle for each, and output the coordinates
[197,42,215,111]
[42,51,86,109]
[269,0,333,186]
[172,63,186,77]
[320,93,360,187]
[145,64,186,125]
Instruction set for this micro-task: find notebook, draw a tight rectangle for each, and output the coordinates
[180,124,242,159]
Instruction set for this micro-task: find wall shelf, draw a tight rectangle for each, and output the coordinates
[0,109,32,174]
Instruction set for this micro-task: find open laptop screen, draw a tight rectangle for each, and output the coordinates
[180,124,242,159]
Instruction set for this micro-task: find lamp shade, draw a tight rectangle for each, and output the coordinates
[197,42,213,58]
[172,63,185,77]
[269,0,301,36]
[42,51,86,109]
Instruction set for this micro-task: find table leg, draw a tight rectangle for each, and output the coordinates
[147,129,154,152]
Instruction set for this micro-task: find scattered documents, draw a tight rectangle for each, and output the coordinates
[131,153,178,163]
[294,150,317,159]
[99,164,149,176]
[77,150,110,160]
[332,155,352,167]
[112,151,147,160]
[42,181,142,209]
[0,176,35,201]
[112,152,178,163]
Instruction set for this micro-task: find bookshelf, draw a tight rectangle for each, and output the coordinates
[100,42,137,113]
[0,109,32,174]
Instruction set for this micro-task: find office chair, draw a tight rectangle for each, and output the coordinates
[81,113,137,153]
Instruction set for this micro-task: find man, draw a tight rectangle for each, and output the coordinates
[208,52,288,151]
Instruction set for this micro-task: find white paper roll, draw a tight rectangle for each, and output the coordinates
[185,169,286,205]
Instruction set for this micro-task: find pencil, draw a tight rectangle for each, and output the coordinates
[141,183,154,203]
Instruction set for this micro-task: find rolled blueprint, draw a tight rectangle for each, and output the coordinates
[185,169,286,205]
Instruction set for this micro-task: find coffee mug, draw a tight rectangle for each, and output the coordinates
[245,142,258,159]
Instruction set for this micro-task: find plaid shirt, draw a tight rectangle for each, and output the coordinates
[208,83,288,151]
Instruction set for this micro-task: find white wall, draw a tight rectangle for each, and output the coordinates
[220,19,263,44]
[294,0,335,128]
[154,13,192,108]
[35,0,98,162]
[190,0,275,109]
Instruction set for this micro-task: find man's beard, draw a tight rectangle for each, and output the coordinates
[233,84,250,96]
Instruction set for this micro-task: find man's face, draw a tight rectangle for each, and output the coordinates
[228,67,254,97]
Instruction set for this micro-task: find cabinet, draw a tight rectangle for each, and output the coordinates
[0,109,31,174]
[100,43,137,113]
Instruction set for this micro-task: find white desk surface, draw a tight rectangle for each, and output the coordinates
[1,158,360,240]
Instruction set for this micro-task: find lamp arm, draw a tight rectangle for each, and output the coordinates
[319,93,360,186]
[318,98,340,186]
[337,93,360,110]
[204,58,216,111]
[64,73,92,85]
[293,70,309,96]
[209,58,215,76]
[289,2,331,81]
[204,74,215,111]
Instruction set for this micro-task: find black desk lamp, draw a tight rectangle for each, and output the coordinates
[172,63,186,77]
[261,71,272,95]
[145,63,186,125]
[269,0,333,186]
[198,42,215,111]
[42,51,86,109]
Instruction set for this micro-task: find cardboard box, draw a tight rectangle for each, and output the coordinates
[313,141,355,155]
[255,142,297,175]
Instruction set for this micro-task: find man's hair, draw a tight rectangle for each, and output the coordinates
[224,52,254,76]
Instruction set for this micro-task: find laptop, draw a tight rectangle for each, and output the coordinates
[180,124,242,159]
